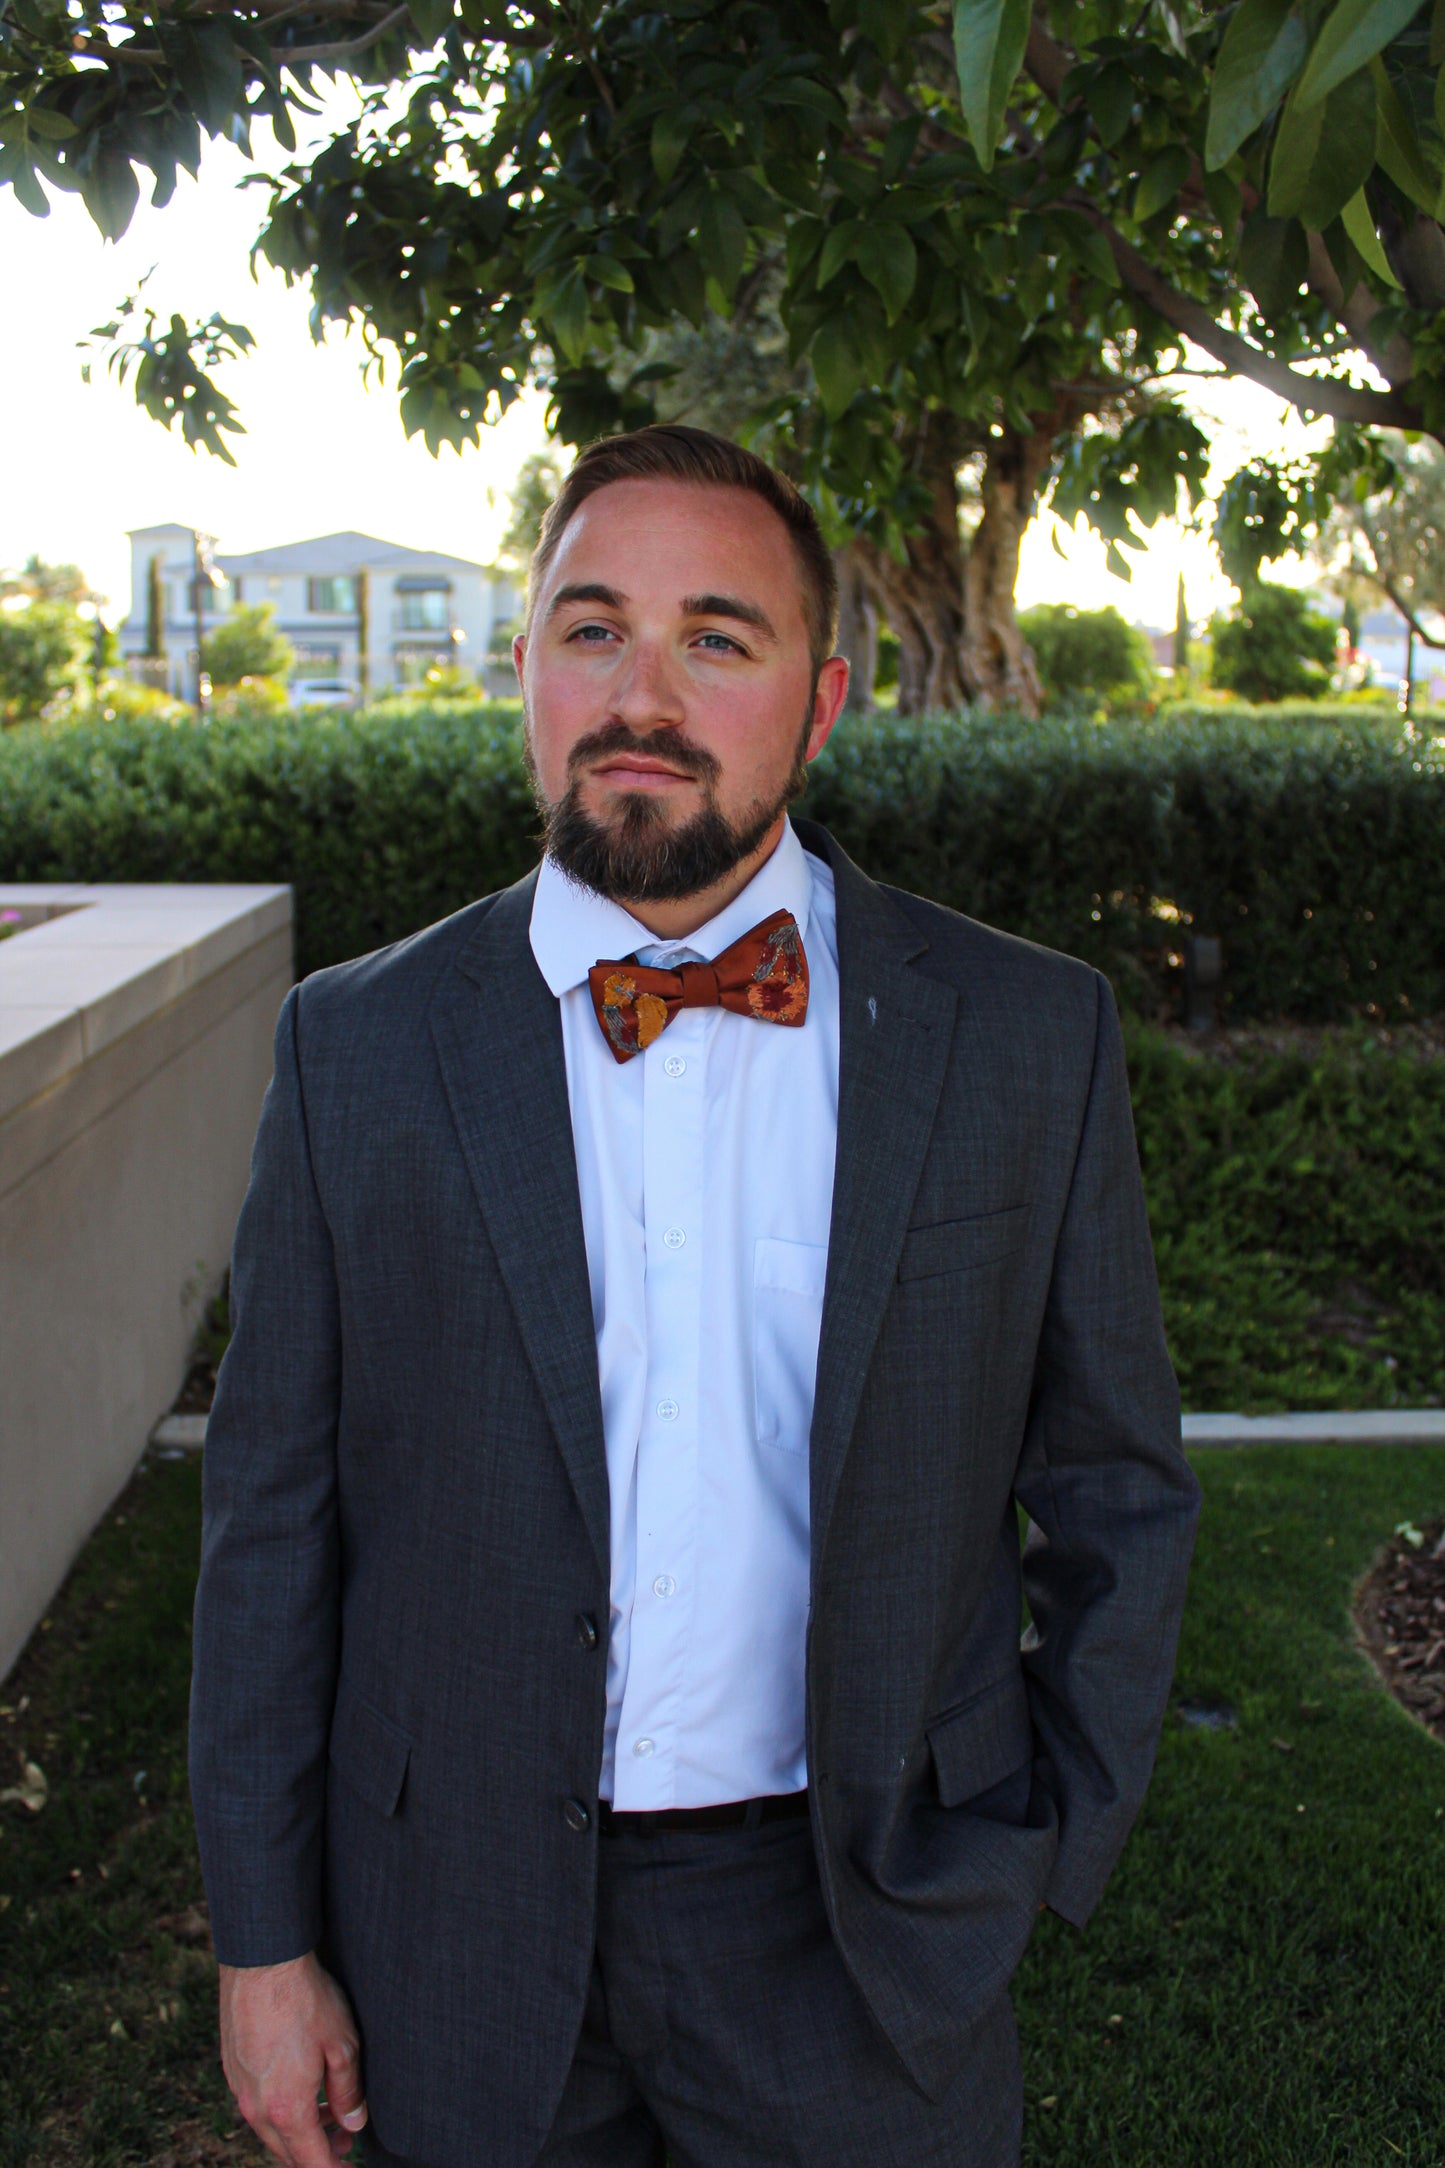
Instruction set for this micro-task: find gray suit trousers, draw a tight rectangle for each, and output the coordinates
[361,1815,1020,2168]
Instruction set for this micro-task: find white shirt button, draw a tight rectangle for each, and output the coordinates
[656,1398,679,1421]
[652,1574,676,1599]
[633,1737,655,1758]
[663,1226,686,1249]
[663,1053,686,1077]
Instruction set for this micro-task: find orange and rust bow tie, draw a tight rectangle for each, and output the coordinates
[588,908,809,1063]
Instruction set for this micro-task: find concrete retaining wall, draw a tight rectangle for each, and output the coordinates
[0,883,292,1681]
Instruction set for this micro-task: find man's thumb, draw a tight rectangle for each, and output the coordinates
[324,2033,368,2131]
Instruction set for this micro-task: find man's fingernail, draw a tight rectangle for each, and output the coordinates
[341,2108,368,2130]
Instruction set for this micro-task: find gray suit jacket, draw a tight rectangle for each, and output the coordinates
[190,820,1199,2166]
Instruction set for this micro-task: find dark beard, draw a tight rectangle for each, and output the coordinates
[530,718,811,905]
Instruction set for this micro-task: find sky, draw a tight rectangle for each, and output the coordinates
[0,121,1326,632]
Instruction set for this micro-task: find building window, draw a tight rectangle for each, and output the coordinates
[292,645,342,673]
[396,588,449,632]
[308,576,357,614]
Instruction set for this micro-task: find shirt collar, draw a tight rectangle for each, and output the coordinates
[529,815,814,999]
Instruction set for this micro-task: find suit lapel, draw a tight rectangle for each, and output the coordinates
[429,873,610,1579]
[800,826,958,1567]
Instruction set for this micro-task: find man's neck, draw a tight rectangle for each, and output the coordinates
[615,815,787,941]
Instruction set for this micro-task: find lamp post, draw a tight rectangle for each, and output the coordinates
[191,529,221,715]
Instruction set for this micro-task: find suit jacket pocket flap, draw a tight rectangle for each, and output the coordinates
[897,1204,1031,1283]
[926,1669,1034,1808]
[328,1681,413,1819]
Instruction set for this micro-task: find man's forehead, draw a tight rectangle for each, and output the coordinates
[541,478,806,623]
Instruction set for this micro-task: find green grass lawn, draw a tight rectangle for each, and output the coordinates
[2,1444,1442,2165]
[1015,1444,1445,2167]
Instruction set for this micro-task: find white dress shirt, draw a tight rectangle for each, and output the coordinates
[529,816,840,1807]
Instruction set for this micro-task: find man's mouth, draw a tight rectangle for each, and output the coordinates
[586,754,698,789]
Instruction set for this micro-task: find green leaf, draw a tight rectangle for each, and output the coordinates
[856,221,917,320]
[651,109,691,186]
[1372,58,1443,212]
[8,152,50,219]
[25,108,77,141]
[810,315,868,416]
[1433,0,1445,60]
[1294,0,1426,109]
[1134,145,1192,221]
[817,218,865,287]
[540,264,589,365]
[1087,62,1135,149]
[80,145,139,241]
[1239,207,1310,315]
[952,0,1030,173]
[697,189,747,297]
[1268,64,1376,227]
[1340,185,1402,281]
[1205,0,1309,169]
[155,22,244,139]
[587,255,635,293]
[408,0,454,42]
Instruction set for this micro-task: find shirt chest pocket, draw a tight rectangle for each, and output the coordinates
[754,1237,830,1454]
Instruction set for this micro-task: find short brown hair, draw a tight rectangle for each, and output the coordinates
[527,424,838,677]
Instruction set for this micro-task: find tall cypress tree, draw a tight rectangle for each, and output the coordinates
[145,554,165,661]
[1172,575,1189,678]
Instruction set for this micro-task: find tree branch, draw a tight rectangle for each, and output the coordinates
[1359,509,1445,645]
[1022,5,1420,396]
[74,2,411,68]
[1074,201,1423,429]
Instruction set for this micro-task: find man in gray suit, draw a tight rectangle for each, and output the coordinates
[190,424,1199,2168]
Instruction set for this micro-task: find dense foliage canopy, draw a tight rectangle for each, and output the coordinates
[5,1,1444,704]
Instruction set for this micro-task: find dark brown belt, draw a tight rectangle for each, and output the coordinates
[598,1789,810,1836]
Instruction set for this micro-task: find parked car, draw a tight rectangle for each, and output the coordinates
[291,677,359,709]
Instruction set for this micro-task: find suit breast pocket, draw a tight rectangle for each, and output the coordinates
[896,1203,1031,1285]
[754,1237,830,1453]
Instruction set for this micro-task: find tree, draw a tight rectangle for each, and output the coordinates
[1319,431,1445,636]
[1172,572,1189,676]
[145,552,166,661]
[1017,602,1155,710]
[200,602,295,687]
[6,3,1445,710]
[0,601,90,726]
[498,450,566,568]
[1211,583,1338,704]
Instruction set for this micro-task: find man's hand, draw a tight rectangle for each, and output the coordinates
[220,1950,368,2166]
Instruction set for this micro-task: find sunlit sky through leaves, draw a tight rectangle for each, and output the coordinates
[1,106,1327,635]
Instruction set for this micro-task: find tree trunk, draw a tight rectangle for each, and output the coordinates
[832,543,879,711]
[841,418,1052,718]
[959,426,1049,715]
[848,452,972,716]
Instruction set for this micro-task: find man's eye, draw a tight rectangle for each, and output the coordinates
[696,632,744,654]
[569,623,617,644]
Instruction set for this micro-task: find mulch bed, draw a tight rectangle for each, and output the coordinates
[1352,1517,1445,1743]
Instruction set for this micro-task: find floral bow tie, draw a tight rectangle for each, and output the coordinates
[587,908,809,1063]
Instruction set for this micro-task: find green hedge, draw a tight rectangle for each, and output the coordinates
[2,700,1443,1022]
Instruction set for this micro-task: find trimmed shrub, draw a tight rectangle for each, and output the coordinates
[1211,585,1338,703]
[1017,603,1155,710]
[1,700,1442,1023]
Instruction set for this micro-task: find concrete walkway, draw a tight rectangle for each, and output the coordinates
[1183,1410,1445,1447]
[151,1410,1445,1453]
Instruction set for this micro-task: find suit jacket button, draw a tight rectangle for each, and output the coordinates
[564,1797,591,1833]
[575,1613,599,1649]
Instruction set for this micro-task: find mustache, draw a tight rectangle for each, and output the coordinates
[566,721,722,790]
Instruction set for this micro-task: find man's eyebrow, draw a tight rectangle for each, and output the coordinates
[547,581,627,616]
[682,593,778,641]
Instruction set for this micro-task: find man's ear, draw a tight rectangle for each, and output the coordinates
[512,630,527,687]
[804,654,850,763]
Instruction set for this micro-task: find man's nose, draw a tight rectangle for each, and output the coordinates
[608,637,685,728]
